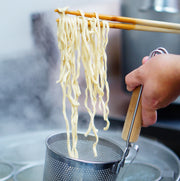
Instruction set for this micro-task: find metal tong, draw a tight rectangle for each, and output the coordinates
[117,47,168,172]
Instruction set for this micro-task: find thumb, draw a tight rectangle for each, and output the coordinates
[142,56,149,64]
[125,67,143,92]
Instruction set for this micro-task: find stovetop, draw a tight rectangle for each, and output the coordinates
[0,114,179,181]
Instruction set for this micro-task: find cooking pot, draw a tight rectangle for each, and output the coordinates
[0,116,179,180]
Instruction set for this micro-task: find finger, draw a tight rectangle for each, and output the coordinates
[141,107,157,127]
[125,68,143,91]
[142,56,149,64]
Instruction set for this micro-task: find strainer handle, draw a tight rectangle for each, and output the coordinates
[121,86,142,143]
[121,47,168,143]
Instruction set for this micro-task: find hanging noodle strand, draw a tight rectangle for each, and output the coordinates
[56,8,110,158]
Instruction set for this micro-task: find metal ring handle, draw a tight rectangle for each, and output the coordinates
[119,47,169,173]
[149,47,168,58]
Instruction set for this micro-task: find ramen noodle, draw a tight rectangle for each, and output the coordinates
[56,8,110,158]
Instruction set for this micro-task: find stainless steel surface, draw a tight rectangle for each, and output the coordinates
[140,0,180,13]
[0,132,46,165]
[154,0,179,13]
[0,162,14,181]
[148,47,168,57]
[119,162,162,181]
[110,131,180,181]
[43,133,123,181]
[121,0,180,80]
[13,163,43,181]
[0,129,179,180]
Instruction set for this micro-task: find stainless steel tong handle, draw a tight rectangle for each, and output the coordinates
[118,47,168,172]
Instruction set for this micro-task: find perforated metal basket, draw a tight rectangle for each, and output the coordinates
[43,133,123,181]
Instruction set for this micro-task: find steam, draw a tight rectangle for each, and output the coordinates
[0,12,68,136]
[0,11,107,137]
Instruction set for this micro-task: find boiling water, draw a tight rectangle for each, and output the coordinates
[118,163,161,181]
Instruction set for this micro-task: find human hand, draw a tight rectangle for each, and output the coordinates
[125,54,180,127]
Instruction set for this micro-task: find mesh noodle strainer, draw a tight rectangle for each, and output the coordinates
[43,47,168,181]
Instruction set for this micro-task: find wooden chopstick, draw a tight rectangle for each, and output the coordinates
[108,22,180,34]
[56,19,180,34]
[55,9,180,34]
[55,9,180,30]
